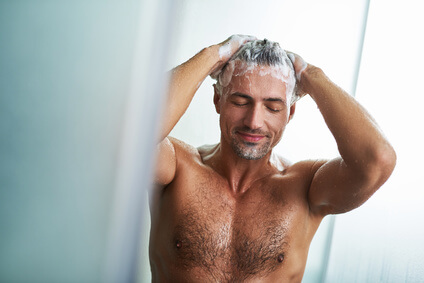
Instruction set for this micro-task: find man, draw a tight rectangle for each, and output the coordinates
[150,35,396,282]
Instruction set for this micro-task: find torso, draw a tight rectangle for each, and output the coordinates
[150,139,324,282]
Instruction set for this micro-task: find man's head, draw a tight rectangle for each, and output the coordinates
[213,39,298,160]
[215,39,299,104]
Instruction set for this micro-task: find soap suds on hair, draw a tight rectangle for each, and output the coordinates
[219,43,232,60]
[218,35,256,60]
[215,39,298,104]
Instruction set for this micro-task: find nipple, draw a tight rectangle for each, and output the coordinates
[176,240,182,249]
[277,254,284,263]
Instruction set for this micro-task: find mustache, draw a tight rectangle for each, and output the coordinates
[234,127,271,137]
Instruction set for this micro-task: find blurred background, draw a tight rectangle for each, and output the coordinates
[1,0,423,282]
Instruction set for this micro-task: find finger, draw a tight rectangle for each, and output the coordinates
[285,51,307,82]
[219,35,256,61]
[230,34,257,47]
[210,69,222,80]
[287,52,296,64]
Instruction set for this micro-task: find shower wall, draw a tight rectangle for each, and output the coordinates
[324,1,424,281]
[0,1,141,282]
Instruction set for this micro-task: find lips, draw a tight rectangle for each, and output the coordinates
[237,131,265,142]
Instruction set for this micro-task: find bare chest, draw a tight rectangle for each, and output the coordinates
[163,172,302,281]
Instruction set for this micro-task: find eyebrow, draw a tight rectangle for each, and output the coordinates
[231,92,286,104]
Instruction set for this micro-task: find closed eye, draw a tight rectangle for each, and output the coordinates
[233,102,249,106]
[267,107,281,113]
[229,93,251,106]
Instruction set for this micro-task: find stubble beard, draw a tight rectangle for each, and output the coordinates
[230,129,272,160]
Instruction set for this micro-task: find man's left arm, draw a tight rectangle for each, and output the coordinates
[289,53,397,216]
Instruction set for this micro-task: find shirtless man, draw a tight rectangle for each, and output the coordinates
[150,35,396,282]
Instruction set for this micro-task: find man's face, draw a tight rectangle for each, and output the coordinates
[215,61,296,160]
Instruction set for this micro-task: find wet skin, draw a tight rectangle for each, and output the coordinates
[150,142,324,282]
[151,41,396,281]
[215,62,294,161]
[150,66,326,282]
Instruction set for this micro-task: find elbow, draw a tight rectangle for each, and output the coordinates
[376,143,396,177]
[365,143,397,188]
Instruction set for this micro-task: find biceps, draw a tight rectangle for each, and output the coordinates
[308,158,372,215]
[154,137,177,185]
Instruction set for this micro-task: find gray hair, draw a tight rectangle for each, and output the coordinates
[215,39,299,105]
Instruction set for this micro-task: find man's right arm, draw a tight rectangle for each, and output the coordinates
[155,35,256,186]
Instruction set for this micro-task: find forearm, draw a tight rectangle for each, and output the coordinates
[303,66,396,174]
[160,45,221,141]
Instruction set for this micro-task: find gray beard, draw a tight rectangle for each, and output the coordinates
[231,137,271,160]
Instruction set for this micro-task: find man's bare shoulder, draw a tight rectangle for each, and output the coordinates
[167,136,201,158]
[166,137,213,167]
[269,156,329,212]
[271,153,328,178]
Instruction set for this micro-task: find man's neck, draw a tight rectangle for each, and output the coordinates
[208,141,274,195]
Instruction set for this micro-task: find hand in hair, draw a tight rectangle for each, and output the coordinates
[210,34,257,79]
[286,51,309,99]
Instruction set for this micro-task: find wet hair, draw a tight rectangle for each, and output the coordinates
[215,39,299,104]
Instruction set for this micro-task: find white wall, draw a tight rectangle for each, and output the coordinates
[324,1,424,281]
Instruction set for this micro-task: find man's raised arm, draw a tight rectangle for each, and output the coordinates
[288,53,397,216]
[159,35,256,141]
[155,35,255,186]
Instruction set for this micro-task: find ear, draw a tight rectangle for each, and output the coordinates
[288,102,296,122]
[213,84,221,114]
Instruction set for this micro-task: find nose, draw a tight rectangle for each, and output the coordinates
[243,104,264,130]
